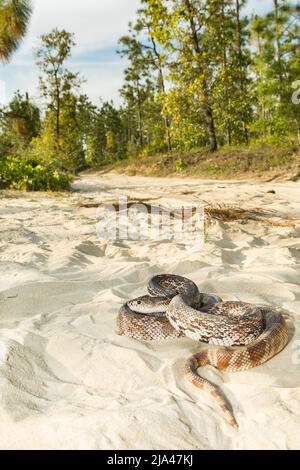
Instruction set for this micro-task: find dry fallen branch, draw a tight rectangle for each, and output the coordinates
[78,198,299,229]
[77,197,159,209]
[205,203,299,228]
[205,204,266,222]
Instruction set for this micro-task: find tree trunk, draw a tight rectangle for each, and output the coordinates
[164,112,172,152]
[159,69,172,152]
[221,1,231,145]
[55,75,60,149]
[184,0,218,152]
[203,83,218,152]
[274,0,284,101]
[56,98,60,146]
[236,0,249,144]
[136,83,144,147]
[294,119,300,145]
[149,33,172,151]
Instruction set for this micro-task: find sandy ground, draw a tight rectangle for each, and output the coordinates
[0,173,299,450]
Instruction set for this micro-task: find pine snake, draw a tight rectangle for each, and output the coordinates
[116,274,289,428]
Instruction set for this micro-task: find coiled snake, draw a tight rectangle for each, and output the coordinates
[116,274,289,428]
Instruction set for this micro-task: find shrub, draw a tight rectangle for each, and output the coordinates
[0,157,72,191]
[175,159,188,172]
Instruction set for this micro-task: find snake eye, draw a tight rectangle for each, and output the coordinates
[137,301,141,305]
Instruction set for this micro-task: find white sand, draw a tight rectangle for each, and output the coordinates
[0,173,299,450]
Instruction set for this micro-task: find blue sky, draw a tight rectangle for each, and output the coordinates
[0,0,276,107]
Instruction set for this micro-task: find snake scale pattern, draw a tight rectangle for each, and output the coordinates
[116,274,289,428]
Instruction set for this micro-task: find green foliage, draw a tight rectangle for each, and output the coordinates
[0,0,32,62]
[250,1,300,142]
[35,28,84,170]
[118,0,300,153]
[0,91,40,168]
[0,91,40,158]
[118,15,170,154]
[175,159,188,172]
[2,1,300,191]
[0,157,71,191]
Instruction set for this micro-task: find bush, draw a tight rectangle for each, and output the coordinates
[0,157,72,191]
[175,159,188,172]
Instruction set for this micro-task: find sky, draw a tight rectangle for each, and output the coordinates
[0,0,277,107]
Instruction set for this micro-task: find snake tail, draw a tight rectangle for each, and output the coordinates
[185,350,238,428]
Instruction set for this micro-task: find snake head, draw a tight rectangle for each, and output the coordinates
[127,295,170,315]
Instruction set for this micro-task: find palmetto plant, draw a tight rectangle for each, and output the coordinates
[0,0,32,63]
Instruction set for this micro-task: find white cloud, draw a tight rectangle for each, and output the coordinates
[18,0,140,56]
[0,0,286,107]
[244,0,274,16]
[1,0,139,105]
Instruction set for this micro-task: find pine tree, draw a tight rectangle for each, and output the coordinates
[35,29,83,152]
[251,1,297,140]
[119,28,164,153]
[141,0,218,152]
